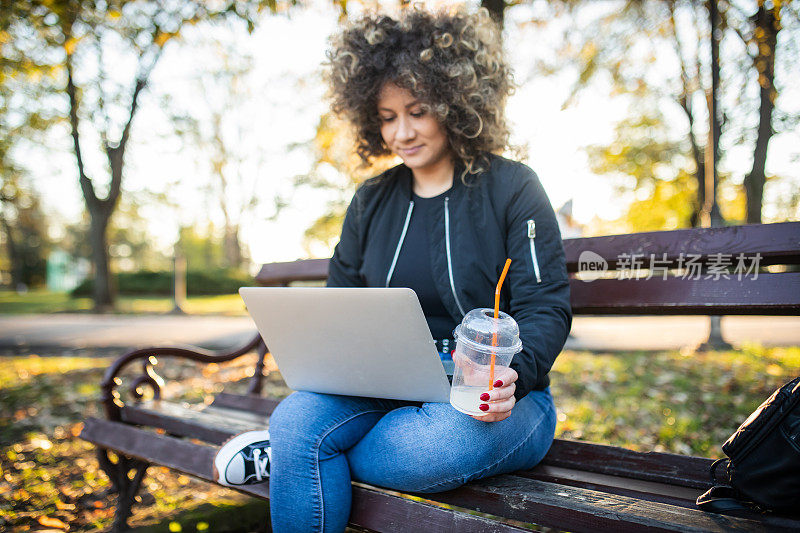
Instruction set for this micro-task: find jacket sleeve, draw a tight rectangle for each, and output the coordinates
[503,166,572,402]
[327,188,366,288]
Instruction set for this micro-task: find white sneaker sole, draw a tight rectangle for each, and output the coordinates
[212,429,271,487]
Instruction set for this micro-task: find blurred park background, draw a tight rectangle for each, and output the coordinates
[2,0,799,531]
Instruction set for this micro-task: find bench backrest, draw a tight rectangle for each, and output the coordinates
[256,222,800,316]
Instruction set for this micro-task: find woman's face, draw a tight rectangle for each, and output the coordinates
[377,82,451,173]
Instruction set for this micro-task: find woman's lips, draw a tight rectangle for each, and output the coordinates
[401,145,422,156]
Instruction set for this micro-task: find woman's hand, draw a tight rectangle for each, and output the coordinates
[469,366,518,422]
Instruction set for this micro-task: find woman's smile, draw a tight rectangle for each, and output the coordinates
[400,145,423,156]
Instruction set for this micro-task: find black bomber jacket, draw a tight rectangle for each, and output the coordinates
[327,153,573,402]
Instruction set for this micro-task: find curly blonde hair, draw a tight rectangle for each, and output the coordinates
[324,5,515,183]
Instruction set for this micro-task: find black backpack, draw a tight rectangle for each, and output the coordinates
[696,376,800,514]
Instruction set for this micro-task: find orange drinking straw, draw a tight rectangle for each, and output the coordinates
[489,258,512,390]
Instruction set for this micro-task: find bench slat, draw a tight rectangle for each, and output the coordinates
[523,464,700,508]
[423,474,785,533]
[564,221,800,270]
[541,438,711,488]
[348,483,532,533]
[210,392,280,415]
[255,258,329,286]
[80,418,532,533]
[569,272,800,315]
[519,465,800,530]
[252,223,800,286]
[121,401,268,445]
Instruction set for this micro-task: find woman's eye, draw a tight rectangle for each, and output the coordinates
[411,111,424,118]
[380,116,394,122]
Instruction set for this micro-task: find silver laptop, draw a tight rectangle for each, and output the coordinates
[239,287,451,403]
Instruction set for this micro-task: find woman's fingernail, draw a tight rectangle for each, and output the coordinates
[480,392,490,401]
[479,403,489,411]
[494,380,503,388]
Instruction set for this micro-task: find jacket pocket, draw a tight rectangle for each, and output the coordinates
[526,219,542,283]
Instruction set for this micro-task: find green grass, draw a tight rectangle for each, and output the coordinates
[1,344,798,531]
[549,343,800,456]
[0,290,247,316]
[0,290,94,314]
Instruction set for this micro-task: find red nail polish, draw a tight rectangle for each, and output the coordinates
[494,380,503,388]
[479,403,489,411]
[480,393,490,401]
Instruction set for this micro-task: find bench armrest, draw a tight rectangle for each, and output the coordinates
[100,332,266,421]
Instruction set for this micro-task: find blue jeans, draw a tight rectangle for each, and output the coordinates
[268,388,556,532]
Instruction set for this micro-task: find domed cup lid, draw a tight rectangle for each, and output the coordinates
[453,308,522,355]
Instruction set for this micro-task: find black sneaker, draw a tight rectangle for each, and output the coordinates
[213,430,271,487]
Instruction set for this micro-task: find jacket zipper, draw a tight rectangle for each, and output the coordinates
[527,219,542,283]
[444,197,466,316]
[385,201,414,286]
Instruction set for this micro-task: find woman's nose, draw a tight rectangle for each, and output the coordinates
[395,116,415,141]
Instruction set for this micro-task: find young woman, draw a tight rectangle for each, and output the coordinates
[213,6,572,532]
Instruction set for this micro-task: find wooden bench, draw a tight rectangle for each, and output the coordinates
[80,221,800,532]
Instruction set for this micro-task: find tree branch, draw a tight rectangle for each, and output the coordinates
[66,54,99,207]
[93,28,111,148]
[105,38,165,209]
[116,76,146,156]
[118,38,165,153]
[670,2,702,161]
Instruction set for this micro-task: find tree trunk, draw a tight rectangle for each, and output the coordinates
[87,203,114,311]
[0,212,22,289]
[670,3,706,228]
[223,224,243,270]
[676,85,705,227]
[700,0,724,229]
[688,126,705,227]
[743,4,778,224]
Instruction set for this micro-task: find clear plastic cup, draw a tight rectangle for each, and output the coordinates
[449,308,523,416]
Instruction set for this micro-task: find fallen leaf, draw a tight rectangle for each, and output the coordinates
[56,501,76,511]
[37,516,68,530]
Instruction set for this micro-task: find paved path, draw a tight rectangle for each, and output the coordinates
[564,316,800,351]
[0,314,257,353]
[0,314,798,354]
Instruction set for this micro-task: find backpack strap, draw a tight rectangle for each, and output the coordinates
[696,485,756,516]
[709,457,727,484]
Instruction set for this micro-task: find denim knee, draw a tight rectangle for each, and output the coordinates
[269,391,323,442]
